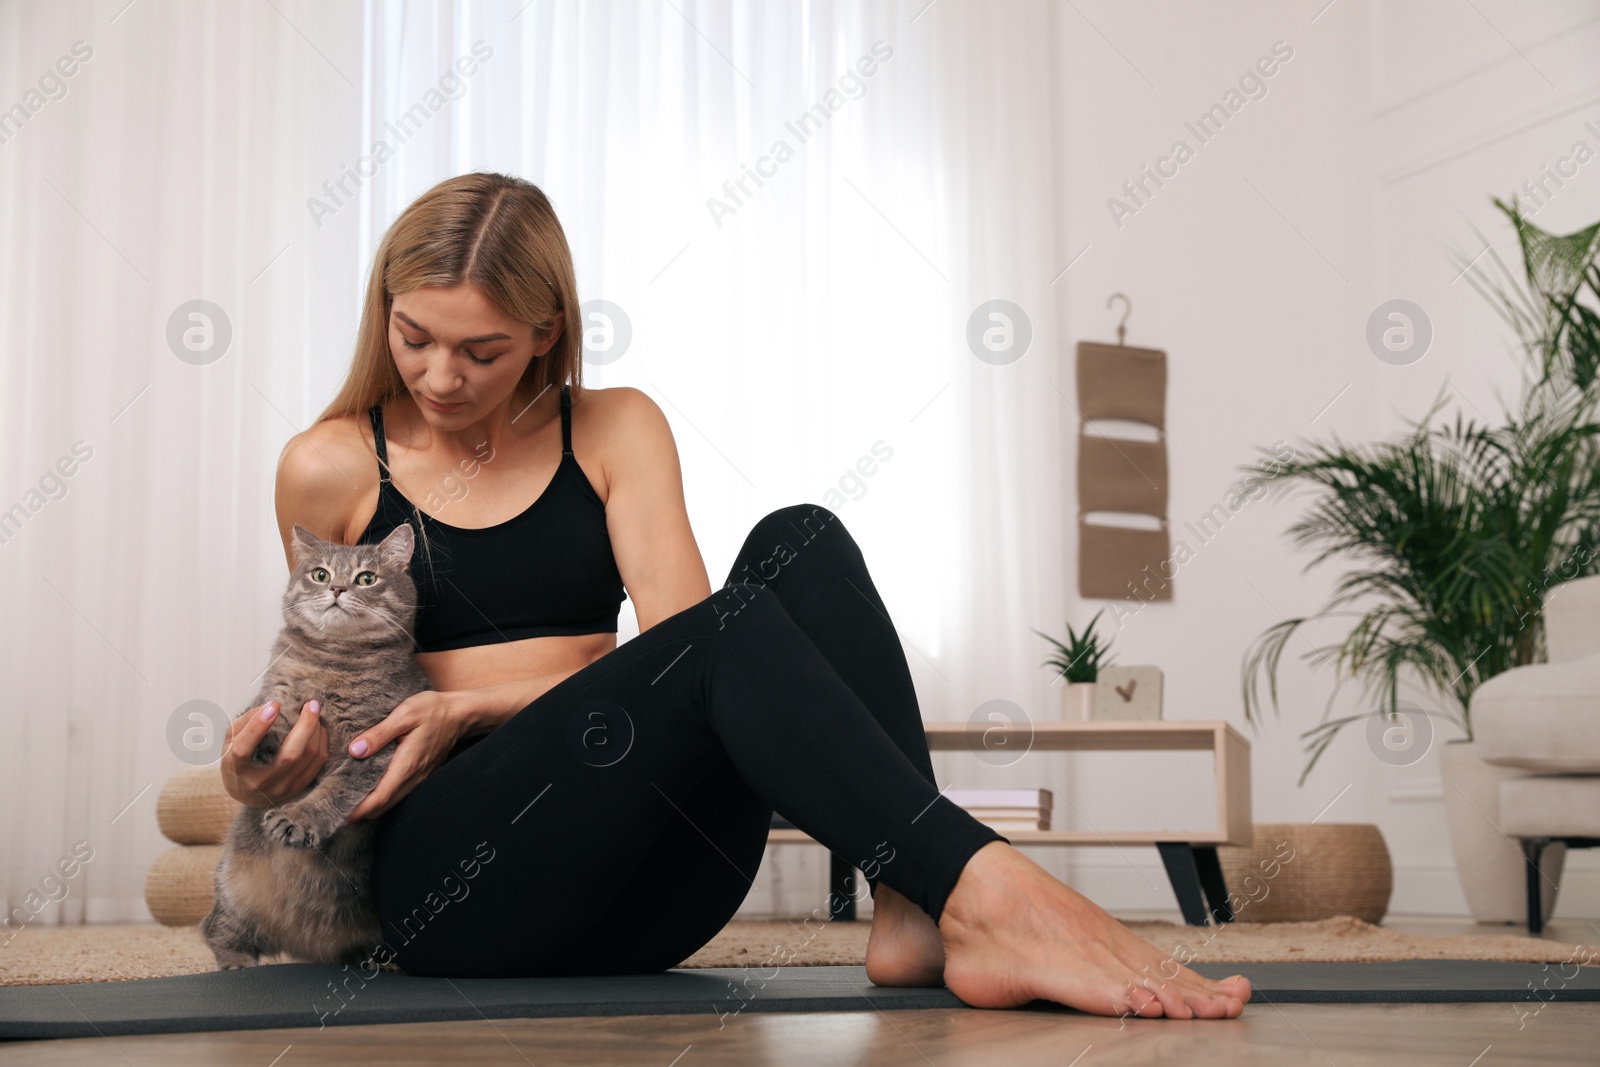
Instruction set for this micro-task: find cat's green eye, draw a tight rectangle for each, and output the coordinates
[354,572,377,587]
[309,567,330,583]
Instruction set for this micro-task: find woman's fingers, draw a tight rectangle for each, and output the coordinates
[285,721,328,795]
[276,700,322,767]
[354,750,409,820]
[220,703,281,807]
[309,716,330,777]
[348,741,421,822]
[348,708,408,760]
[226,702,278,763]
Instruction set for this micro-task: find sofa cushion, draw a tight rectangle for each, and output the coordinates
[1545,573,1600,665]
[1471,652,1600,773]
[1500,776,1600,838]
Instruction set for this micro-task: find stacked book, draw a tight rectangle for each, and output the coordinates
[947,787,1052,833]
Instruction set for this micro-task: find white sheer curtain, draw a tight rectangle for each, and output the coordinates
[0,0,365,923]
[1,0,1069,922]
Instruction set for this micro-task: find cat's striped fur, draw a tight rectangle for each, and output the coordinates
[201,522,432,969]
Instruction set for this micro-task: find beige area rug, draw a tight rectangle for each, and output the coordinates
[0,917,1589,987]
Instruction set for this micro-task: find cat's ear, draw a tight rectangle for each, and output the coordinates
[289,524,323,566]
[376,522,415,571]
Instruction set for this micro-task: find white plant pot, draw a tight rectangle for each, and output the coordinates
[1062,682,1096,721]
[1440,739,1565,924]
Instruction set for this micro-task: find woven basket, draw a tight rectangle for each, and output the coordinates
[156,766,242,845]
[1217,823,1393,924]
[144,845,222,926]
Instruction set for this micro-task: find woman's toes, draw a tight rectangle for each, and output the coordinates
[1127,986,1165,1018]
[1184,967,1251,1004]
[1177,981,1227,1018]
[1206,994,1244,1019]
[1137,973,1194,1020]
[1157,989,1194,1020]
[1213,974,1253,1001]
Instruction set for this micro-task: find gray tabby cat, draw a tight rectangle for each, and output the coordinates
[201,521,432,969]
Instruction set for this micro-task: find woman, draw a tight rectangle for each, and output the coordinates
[219,172,1250,1020]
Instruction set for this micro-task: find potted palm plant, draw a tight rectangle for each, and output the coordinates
[1239,199,1600,920]
[1036,610,1116,719]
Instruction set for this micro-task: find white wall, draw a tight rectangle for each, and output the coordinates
[1039,0,1383,914]
[990,0,1600,919]
[1368,0,1600,914]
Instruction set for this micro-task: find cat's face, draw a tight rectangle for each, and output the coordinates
[283,523,418,640]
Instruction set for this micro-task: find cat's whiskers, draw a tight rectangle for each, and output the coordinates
[354,600,424,654]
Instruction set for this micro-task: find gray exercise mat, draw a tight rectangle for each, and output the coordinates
[2,961,1596,1039]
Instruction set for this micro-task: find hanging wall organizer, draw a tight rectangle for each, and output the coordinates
[1076,294,1172,601]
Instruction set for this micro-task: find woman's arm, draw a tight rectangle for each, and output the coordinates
[588,387,713,629]
[344,387,713,820]
[342,676,556,822]
[220,424,366,807]
[450,675,559,736]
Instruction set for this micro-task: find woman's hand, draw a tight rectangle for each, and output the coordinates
[220,700,328,809]
[345,690,470,823]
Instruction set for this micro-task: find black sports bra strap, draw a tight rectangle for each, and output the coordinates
[559,384,573,455]
[368,404,392,484]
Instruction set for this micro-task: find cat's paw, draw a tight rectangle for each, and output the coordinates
[261,807,326,849]
[212,949,260,970]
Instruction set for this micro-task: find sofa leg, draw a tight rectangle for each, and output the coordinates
[1522,837,1549,936]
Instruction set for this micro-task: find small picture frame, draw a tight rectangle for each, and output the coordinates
[1093,665,1163,721]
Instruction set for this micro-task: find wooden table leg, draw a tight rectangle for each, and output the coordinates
[1156,842,1209,926]
[1192,845,1233,923]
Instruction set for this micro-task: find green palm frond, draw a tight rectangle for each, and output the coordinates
[1242,200,1600,781]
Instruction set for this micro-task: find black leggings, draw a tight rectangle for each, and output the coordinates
[370,503,1003,978]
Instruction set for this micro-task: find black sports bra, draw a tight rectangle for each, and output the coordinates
[356,384,628,653]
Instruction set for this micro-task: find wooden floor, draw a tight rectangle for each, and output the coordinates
[5,917,1597,1066]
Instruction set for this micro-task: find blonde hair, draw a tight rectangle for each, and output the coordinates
[316,171,583,425]
[315,172,583,558]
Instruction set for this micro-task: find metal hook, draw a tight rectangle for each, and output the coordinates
[1107,293,1132,346]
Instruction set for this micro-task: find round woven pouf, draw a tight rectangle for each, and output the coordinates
[1217,823,1393,924]
[156,766,242,845]
[144,845,222,926]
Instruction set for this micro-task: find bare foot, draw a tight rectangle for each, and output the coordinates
[938,842,1252,1019]
[865,884,945,987]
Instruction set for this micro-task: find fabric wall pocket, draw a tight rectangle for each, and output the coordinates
[1077,436,1168,516]
[1075,342,1167,427]
[1078,520,1172,601]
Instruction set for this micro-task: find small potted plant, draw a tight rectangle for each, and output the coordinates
[1036,610,1115,720]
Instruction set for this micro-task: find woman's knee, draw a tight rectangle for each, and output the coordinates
[728,502,854,585]
[760,501,837,537]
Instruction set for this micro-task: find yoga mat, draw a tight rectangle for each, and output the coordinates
[1,961,1596,1039]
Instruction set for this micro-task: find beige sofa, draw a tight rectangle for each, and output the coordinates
[1471,572,1600,934]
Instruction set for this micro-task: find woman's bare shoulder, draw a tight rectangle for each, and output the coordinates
[568,385,678,501]
[275,411,380,551]
[570,384,672,449]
